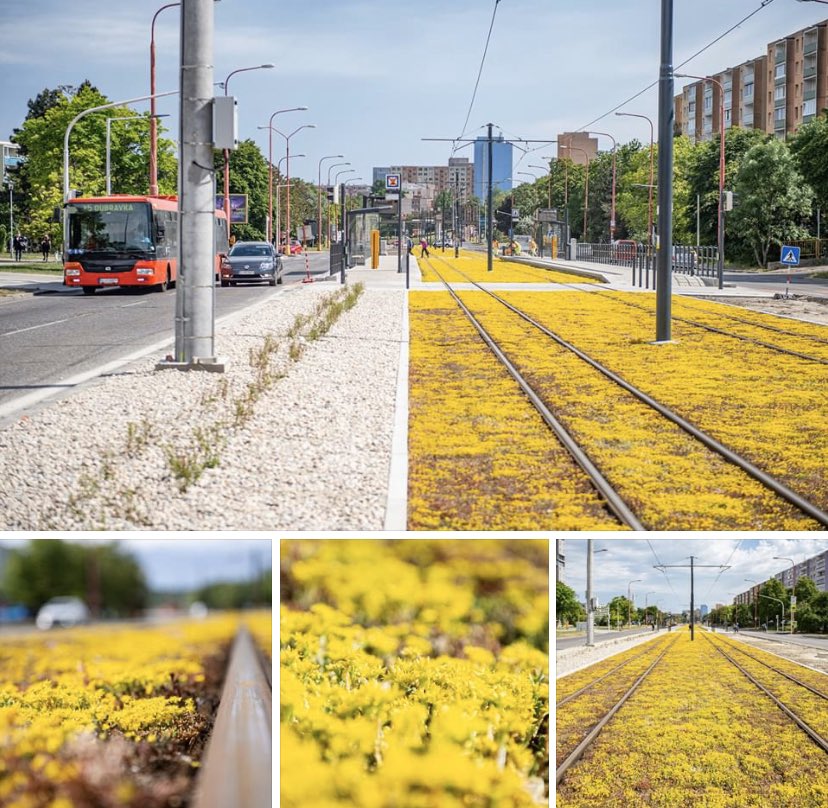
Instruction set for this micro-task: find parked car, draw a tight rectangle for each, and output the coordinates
[285,239,303,255]
[221,241,283,287]
[35,597,90,630]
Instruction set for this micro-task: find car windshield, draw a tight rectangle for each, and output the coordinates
[66,202,153,255]
[230,245,271,257]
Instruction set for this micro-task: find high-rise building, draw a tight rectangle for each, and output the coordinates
[373,159,474,203]
[556,132,598,166]
[734,548,828,608]
[675,19,827,142]
[556,539,565,583]
[473,135,513,199]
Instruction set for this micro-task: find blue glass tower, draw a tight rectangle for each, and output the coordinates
[473,135,512,199]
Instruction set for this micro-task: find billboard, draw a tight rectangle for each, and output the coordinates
[215,194,248,224]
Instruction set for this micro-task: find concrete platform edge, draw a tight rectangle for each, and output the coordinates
[383,291,409,530]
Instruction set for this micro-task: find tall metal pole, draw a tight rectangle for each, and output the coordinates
[317,154,342,251]
[615,112,654,246]
[106,118,113,196]
[174,0,220,368]
[690,555,695,641]
[586,539,595,646]
[655,0,674,342]
[486,122,494,272]
[8,182,13,258]
[590,131,617,241]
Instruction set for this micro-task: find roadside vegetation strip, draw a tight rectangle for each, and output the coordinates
[280,540,549,808]
[451,290,817,529]
[407,291,622,530]
[0,612,271,808]
[417,251,596,285]
[556,631,828,808]
[501,290,828,517]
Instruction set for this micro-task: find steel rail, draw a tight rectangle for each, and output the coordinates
[193,626,272,808]
[708,634,828,701]
[427,255,828,528]
[555,637,678,784]
[702,633,828,755]
[426,258,644,531]
[557,638,669,707]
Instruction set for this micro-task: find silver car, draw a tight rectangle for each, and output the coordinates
[35,596,90,630]
[220,241,283,287]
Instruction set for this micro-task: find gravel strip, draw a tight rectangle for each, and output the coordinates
[555,630,670,679]
[0,283,405,530]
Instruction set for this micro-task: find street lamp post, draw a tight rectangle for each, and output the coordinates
[759,593,785,632]
[616,111,655,246]
[645,591,656,626]
[106,115,166,196]
[562,139,590,241]
[149,2,181,196]
[221,63,276,228]
[676,73,725,289]
[627,579,642,627]
[585,542,608,647]
[6,180,12,258]
[774,556,796,633]
[259,124,316,249]
[258,108,307,244]
[274,154,304,254]
[589,131,617,242]
[744,578,759,627]
[317,154,344,250]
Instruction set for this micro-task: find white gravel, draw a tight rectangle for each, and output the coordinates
[0,282,406,530]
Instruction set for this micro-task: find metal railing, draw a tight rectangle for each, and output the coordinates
[575,242,719,287]
[193,627,272,808]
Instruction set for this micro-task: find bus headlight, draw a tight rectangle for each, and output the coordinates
[136,267,154,276]
[65,268,81,277]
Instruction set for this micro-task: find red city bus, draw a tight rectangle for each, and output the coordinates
[63,195,229,294]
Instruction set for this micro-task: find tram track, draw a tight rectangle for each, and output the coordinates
[193,626,272,808]
[422,253,828,528]
[701,631,828,756]
[556,635,679,784]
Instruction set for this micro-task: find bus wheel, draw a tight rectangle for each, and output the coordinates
[157,268,171,292]
[82,286,96,295]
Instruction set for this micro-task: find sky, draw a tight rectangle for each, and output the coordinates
[559,537,828,614]
[2,0,828,187]
[0,538,272,590]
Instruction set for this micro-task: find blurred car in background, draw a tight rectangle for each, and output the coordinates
[36,596,90,629]
[220,241,283,287]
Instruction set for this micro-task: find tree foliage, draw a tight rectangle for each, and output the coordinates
[729,138,813,266]
[556,581,582,626]
[790,111,828,212]
[2,540,148,616]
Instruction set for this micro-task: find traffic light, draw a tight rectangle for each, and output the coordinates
[326,186,335,203]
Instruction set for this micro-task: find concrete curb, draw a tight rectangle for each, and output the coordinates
[499,255,611,283]
[556,630,668,678]
[384,291,409,530]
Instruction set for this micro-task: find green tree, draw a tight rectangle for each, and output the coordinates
[790,111,828,213]
[758,578,789,628]
[794,576,819,606]
[3,540,147,616]
[608,595,633,628]
[556,582,582,626]
[217,139,270,242]
[795,592,828,633]
[729,138,813,267]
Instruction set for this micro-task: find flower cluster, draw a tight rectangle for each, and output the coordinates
[0,612,271,808]
[408,277,826,529]
[418,249,598,285]
[557,630,828,806]
[280,540,549,807]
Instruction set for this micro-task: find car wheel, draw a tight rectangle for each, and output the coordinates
[221,280,229,287]
[269,277,276,286]
[82,286,96,295]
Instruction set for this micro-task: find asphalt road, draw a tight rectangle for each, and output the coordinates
[0,251,332,419]
[556,626,659,650]
[723,269,828,298]
[724,628,828,652]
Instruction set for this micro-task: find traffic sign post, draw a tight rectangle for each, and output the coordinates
[385,174,403,273]
[780,245,800,299]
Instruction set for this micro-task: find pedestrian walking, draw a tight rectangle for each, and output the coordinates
[13,233,23,262]
[420,238,429,258]
[406,236,413,255]
[40,234,51,262]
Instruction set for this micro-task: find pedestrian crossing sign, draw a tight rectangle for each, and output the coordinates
[780,246,800,266]
[385,174,401,191]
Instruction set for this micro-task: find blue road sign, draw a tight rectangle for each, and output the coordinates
[780,245,801,266]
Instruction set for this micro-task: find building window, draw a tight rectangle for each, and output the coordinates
[804,98,817,117]
[775,63,786,80]
[775,85,786,101]
[775,107,786,121]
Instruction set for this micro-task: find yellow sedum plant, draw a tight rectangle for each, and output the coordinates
[280,540,549,807]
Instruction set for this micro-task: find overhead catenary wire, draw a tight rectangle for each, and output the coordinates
[452,0,503,155]
[575,0,778,133]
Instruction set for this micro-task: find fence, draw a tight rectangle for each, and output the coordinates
[575,242,719,288]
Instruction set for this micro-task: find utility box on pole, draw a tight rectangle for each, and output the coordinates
[213,96,238,150]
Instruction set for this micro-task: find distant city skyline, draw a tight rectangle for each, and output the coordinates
[2,1,827,187]
[0,538,271,591]
[560,539,828,614]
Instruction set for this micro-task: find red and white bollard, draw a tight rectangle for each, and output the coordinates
[302,250,313,284]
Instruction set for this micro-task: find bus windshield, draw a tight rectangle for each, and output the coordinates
[66,202,153,255]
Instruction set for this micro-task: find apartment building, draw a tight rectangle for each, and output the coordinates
[675,19,826,141]
[0,140,21,187]
[734,548,828,608]
[556,539,565,583]
[373,158,474,203]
